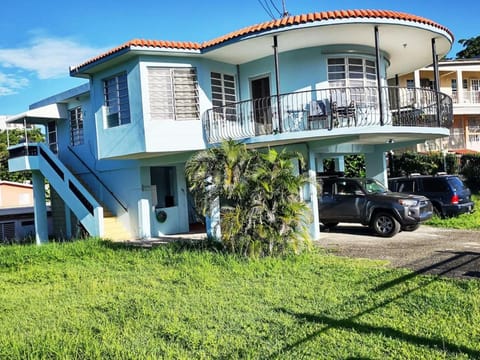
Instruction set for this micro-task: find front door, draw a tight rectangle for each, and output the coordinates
[251,76,272,135]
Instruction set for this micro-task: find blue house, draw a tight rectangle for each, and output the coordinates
[7,9,454,244]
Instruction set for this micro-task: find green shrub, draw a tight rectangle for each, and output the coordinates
[388,151,453,176]
[185,141,312,257]
[459,154,480,192]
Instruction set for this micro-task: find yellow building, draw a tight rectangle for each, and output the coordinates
[395,59,480,154]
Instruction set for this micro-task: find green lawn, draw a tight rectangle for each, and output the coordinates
[0,240,479,359]
[425,194,480,230]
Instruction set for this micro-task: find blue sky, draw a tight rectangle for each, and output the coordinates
[0,0,478,115]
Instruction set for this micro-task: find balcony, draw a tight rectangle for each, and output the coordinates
[203,86,453,144]
[450,90,480,104]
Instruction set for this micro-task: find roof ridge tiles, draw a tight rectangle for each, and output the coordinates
[71,9,453,73]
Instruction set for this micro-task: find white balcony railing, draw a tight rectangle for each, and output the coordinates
[450,90,480,104]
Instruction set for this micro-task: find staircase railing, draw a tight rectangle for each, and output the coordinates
[67,146,128,212]
[8,142,104,237]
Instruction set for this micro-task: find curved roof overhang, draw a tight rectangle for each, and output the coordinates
[202,19,452,78]
[69,10,453,79]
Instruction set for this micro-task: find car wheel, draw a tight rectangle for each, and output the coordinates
[323,222,339,229]
[371,212,400,237]
[402,223,420,232]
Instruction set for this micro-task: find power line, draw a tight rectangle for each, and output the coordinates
[268,0,282,17]
[257,0,289,20]
[257,0,276,20]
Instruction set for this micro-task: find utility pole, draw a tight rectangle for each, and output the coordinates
[282,0,289,17]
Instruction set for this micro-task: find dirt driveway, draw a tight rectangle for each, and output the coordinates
[317,224,480,280]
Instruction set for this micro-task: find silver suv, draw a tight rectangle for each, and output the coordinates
[318,177,433,237]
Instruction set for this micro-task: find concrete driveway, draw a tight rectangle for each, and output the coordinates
[316,224,480,280]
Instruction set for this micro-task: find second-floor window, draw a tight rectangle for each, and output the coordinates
[211,72,237,121]
[104,72,130,128]
[327,57,377,106]
[327,57,376,88]
[148,67,199,120]
[47,121,58,153]
[70,107,84,146]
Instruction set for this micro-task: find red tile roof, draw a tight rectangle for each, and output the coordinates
[70,9,453,73]
[450,149,479,155]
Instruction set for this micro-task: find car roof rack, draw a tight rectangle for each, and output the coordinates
[316,171,345,179]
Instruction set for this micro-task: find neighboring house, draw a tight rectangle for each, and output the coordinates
[0,181,52,242]
[0,181,34,207]
[394,59,480,154]
[6,9,454,243]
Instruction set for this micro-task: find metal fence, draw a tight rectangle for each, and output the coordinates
[203,86,453,143]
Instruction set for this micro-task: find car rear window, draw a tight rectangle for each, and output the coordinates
[421,178,449,192]
[447,177,467,191]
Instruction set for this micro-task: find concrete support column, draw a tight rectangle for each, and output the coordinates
[206,197,221,240]
[308,151,320,240]
[365,150,388,186]
[177,165,190,234]
[414,70,421,88]
[32,170,48,244]
[138,199,151,239]
[456,70,464,104]
[335,156,345,172]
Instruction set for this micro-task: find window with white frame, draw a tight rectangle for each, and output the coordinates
[148,67,199,120]
[406,79,415,89]
[327,57,376,88]
[47,121,58,153]
[211,72,237,121]
[70,107,84,146]
[327,57,377,105]
[104,72,130,127]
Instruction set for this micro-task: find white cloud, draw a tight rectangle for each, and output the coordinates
[0,72,29,96]
[0,36,107,79]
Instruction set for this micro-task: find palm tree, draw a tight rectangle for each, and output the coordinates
[247,148,312,255]
[185,140,251,216]
[185,141,312,257]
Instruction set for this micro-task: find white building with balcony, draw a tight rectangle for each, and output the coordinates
[397,59,480,153]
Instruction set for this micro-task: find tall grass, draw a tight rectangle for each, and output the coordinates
[426,194,480,229]
[0,239,479,359]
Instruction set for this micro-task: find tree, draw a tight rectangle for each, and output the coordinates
[456,35,480,59]
[185,140,312,257]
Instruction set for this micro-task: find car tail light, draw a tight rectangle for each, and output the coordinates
[451,194,459,205]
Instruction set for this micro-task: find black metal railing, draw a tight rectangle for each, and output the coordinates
[203,86,453,143]
[68,146,128,213]
[9,143,96,216]
[8,144,38,158]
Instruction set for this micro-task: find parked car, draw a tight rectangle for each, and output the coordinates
[388,174,474,218]
[318,177,433,237]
